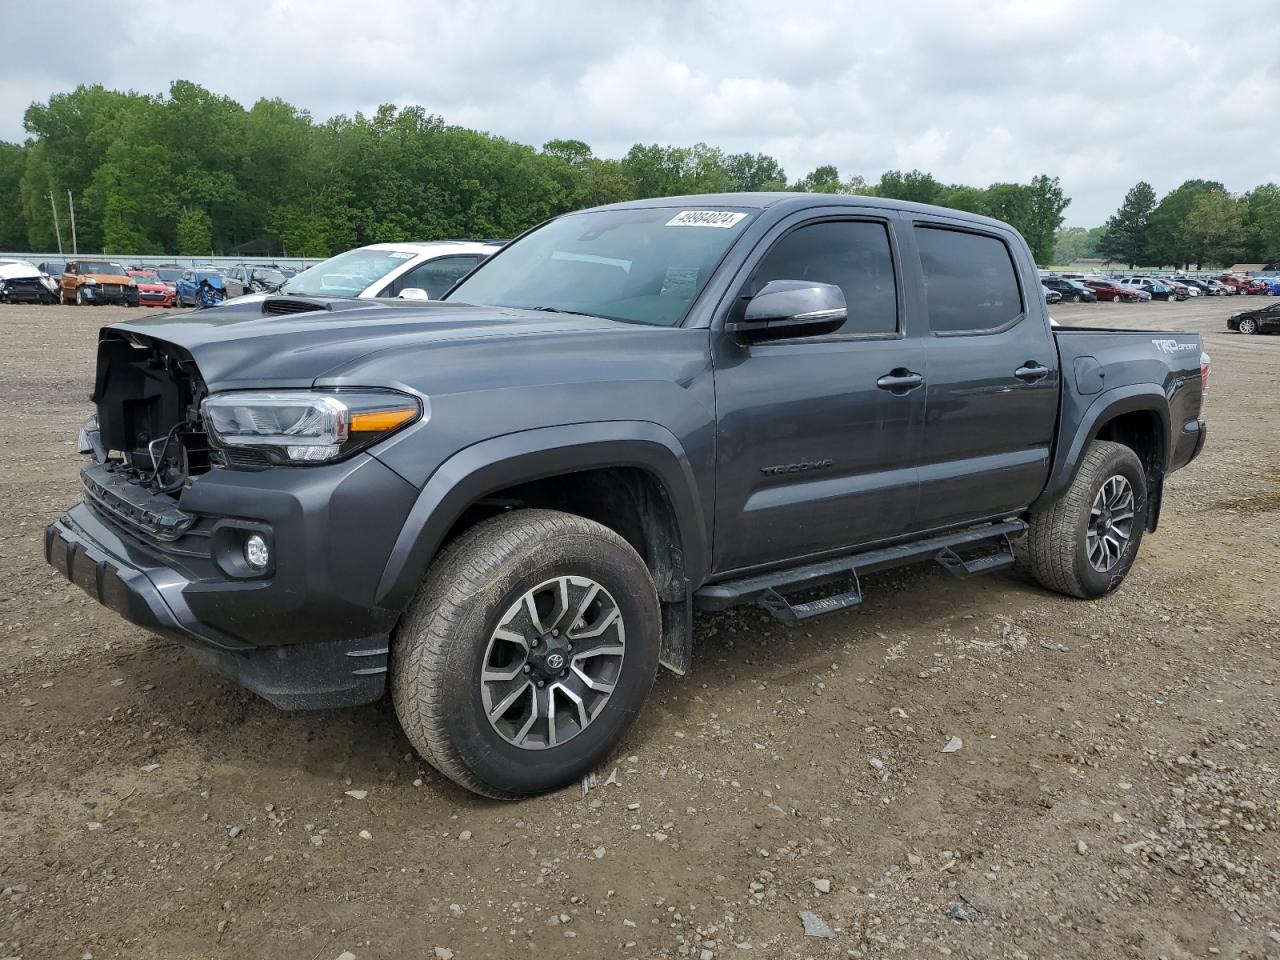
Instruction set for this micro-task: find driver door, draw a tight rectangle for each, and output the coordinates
[710,213,926,575]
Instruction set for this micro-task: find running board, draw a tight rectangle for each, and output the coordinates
[934,534,1017,579]
[695,520,1027,624]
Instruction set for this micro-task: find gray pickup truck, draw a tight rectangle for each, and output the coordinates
[46,193,1208,797]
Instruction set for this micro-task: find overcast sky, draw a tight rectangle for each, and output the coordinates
[1,0,1276,225]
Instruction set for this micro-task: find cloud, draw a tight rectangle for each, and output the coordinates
[0,0,1275,223]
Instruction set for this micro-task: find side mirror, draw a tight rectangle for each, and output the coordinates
[398,287,431,301]
[728,280,847,342]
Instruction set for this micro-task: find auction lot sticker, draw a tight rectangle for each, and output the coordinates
[666,210,747,228]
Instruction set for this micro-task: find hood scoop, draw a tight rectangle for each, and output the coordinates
[263,297,330,316]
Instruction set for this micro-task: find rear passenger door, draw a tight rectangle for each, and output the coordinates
[910,222,1060,530]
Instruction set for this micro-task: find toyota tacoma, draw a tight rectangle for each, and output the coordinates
[46,193,1208,797]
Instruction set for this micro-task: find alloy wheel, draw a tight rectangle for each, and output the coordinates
[1086,475,1135,573]
[481,575,625,750]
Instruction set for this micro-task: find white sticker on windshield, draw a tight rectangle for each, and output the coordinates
[666,210,747,229]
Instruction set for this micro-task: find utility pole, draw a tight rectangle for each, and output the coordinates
[67,190,78,255]
[47,193,64,255]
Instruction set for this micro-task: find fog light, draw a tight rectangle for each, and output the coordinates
[244,534,270,571]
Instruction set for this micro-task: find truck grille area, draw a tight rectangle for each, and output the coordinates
[92,332,214,500]
[81,462,196,540]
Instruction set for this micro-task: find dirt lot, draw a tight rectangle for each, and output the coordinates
[1,296,1277,960]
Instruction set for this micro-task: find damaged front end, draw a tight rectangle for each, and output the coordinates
[76,331,216,541]
[45,327,418,709]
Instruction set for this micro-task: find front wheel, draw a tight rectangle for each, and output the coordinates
[1018,440,1148,599]
[392,509,661,798]
[1238,316,1258,335]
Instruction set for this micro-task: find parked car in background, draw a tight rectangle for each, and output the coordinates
[1227,301,1280,334]
[1215,275,1250,294]
[37,260,67,279]
[60,260,140,306]
[1084,279,1143,302]
[1252,276,1280,294]
[1243,278,1271,295]
[1156,277,1196,296]
[0,260,60,304]
[1042,284,1062,304]
[1202,279,1233,295]
[227,241,504,305]
[1173,278,1215,296]
[127,269,177,308]
[224,265,288,296]
[174,270,227,307]
[1119,277,1185,301]
[1042,277,1097,302]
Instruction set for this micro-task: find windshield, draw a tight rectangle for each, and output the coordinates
[446,206,754,326]
[253,268,286,284]
[154,269,183,282]
[80,261,127,276]
[131,272,160,282]
[281,248,418,297]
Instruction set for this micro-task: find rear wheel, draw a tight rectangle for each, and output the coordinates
[392,509,661,798]
[1018,440,1148,599]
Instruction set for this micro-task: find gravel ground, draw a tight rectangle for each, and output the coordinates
[1,297,1277,960]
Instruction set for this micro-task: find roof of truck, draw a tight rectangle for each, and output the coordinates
[589,191,1017,232]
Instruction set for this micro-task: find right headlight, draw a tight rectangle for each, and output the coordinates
[82,277,98,286]
[202,389,422,465]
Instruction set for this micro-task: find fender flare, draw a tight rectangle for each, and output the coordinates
[1034,384,1171,509]
[374,421,710,611]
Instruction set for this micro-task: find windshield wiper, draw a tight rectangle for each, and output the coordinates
[527,306,607,319]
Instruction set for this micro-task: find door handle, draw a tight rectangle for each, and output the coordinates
[876,369,924,393]
[1014,362,1049,383]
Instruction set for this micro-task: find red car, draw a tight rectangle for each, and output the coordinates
[1083,279,1141,302]
[127,269,176,307]
[1215,275,1252,294]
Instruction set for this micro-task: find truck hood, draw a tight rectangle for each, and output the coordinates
[102,296,641,391]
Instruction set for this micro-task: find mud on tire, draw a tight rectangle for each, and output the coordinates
[1018,440,1149,599]
[391,508,660,798]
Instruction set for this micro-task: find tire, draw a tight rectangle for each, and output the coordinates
[1018,440,1148,599]
[76,287,88,306]
[1072,294,1082,303]
[392,509,661,798]
[1238,316,1258,335]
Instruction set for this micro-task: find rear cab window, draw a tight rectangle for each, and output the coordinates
[915,226,1024,335]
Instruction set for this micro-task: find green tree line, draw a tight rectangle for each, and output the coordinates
[1052,179,1280,269]
[0,81,1075,261]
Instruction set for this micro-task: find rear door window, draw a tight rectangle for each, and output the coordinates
[915,226,1023,334]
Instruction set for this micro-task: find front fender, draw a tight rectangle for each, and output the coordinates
[374,421,710,611]
[1034,384,1171,509]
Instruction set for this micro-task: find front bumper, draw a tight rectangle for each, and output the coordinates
[80,284,140,305]
[138,290,176,307]
[45,454,420,709]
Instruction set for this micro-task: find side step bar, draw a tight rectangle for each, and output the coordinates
[694,520,1027,625]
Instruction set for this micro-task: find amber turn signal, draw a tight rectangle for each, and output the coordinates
[350,407,419,433]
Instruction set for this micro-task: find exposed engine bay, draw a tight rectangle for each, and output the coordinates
[88,332,215,501]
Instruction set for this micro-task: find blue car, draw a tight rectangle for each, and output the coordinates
[1252,276,1280,295]
[174,269,227,308]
